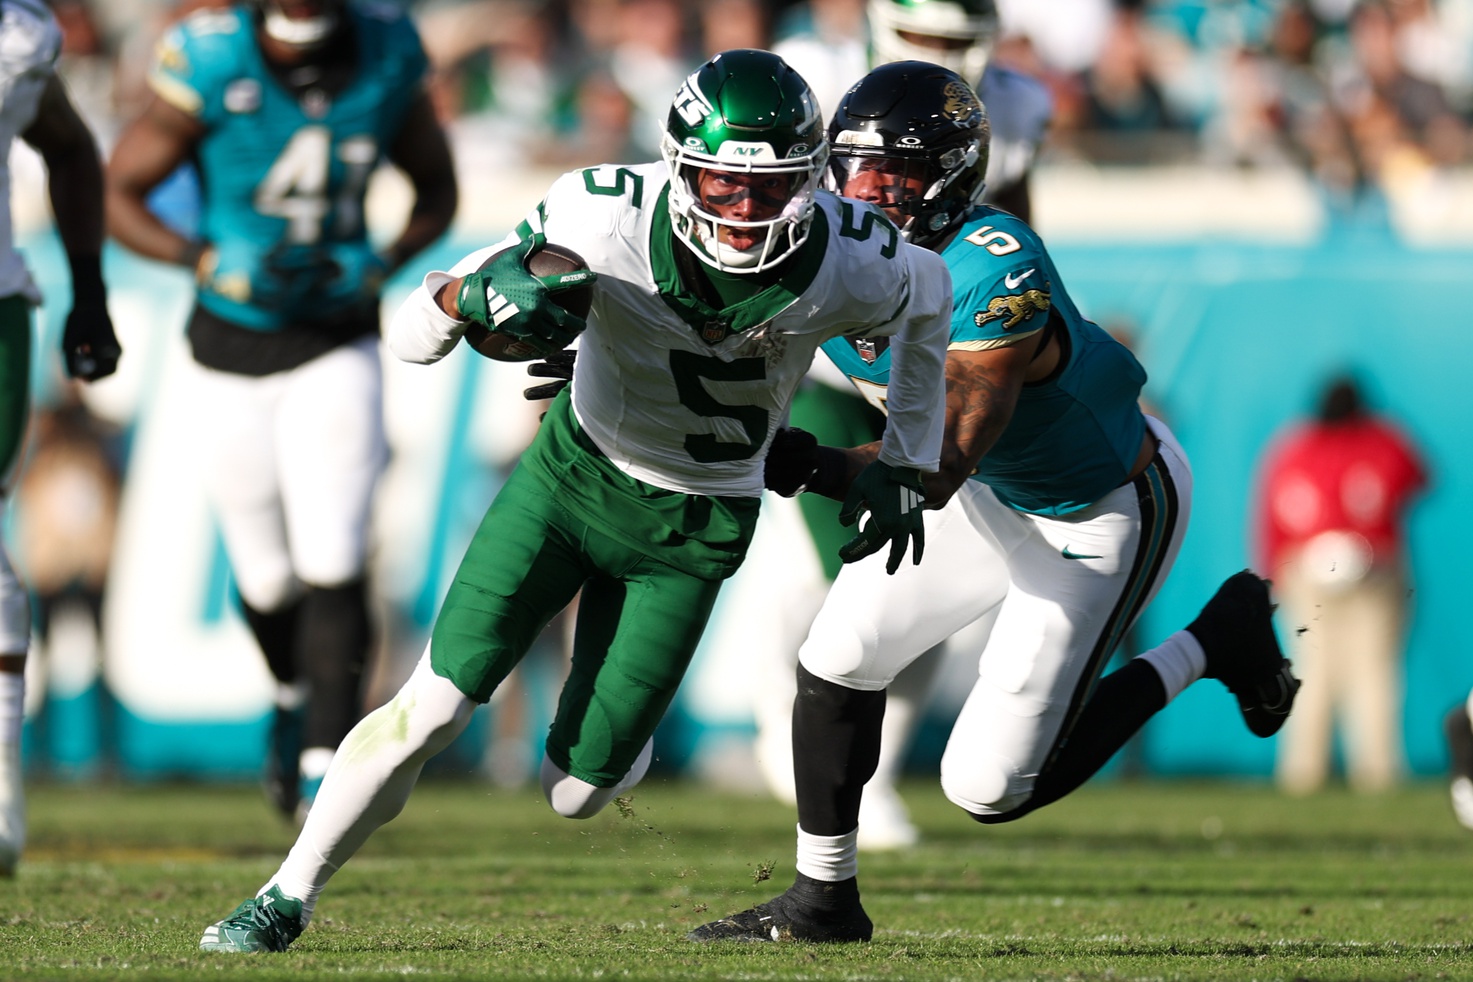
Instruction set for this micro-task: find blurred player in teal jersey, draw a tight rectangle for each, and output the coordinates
[106,0,457,821]
[692,62,1299,943]
[0,0,121,878]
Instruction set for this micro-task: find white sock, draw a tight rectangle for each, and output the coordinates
[795,825,858,882]
[0,671,22,748]
[541,738,654,820]
[0,669,23,869]
[1137,629,1208,703]
[299,747,334,784]
[276,681,307,711]
[264,652,476,926]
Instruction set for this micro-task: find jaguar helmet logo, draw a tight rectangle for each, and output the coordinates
[943,80,981,121]
[975,287,1051,331]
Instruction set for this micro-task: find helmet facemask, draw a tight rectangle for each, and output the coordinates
[663,144,827,273]
[827,138,983,246]
[868,0,1000,82]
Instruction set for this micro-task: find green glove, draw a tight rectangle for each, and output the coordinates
[838,461,927,575]
[457,240,596,357]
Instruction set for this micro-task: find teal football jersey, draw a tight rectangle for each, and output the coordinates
[820,205,1147,515]
[149,3,428,330]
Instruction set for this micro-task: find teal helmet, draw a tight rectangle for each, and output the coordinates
[661,49,828,274]
[868,0,1000,82]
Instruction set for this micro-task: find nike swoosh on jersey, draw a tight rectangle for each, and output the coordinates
[1061,546,1102,560]
[1004,268,1036,289]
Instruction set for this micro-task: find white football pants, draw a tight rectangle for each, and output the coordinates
[182,336,387,610]
[799,417,1192,816]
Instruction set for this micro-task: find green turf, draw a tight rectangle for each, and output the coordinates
[4,777,1471,980]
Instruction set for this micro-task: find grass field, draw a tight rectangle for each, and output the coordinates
[4,776,1471,981]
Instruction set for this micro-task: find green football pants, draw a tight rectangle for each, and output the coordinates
[430,458,725,788]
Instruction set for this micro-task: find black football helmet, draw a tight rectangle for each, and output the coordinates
[826,60,989,248]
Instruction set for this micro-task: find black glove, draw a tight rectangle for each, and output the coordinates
[523,348,577,401]
[61,255,120,382]
[764,427,819,497]
[838,460,927,575]
[457,239,596,358]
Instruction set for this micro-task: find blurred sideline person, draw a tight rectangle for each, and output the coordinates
[0,0,122,877]
[691,63,1298,943]
[196,48,951,953]
[755,0,1053,849]
[1256,373,1427,795]
[106,0,457,821]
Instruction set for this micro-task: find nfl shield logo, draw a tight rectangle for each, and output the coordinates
[702,319,728,344]
[856,339,878,364]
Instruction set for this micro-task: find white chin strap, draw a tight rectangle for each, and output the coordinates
[264,9,338,47]
[694,223,765,269]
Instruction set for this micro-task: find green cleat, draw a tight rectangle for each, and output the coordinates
[199,885,304,953]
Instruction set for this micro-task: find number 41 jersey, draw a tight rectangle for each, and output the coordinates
[446,161,952,499]
[147,3,427,330]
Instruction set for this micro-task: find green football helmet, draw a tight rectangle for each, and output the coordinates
[868,0,1000,83]
[661,49,828,274]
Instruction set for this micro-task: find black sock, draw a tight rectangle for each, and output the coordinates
[977,659,1166,825]
[297,578,373,750]
[792,664,886,836]
[239,594,304,685]
[1445,705,1473,777]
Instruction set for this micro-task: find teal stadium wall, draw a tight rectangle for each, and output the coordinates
[13,220,1469,784]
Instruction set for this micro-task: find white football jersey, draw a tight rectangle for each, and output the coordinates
[391,161,951,499]
[0,0,61,302]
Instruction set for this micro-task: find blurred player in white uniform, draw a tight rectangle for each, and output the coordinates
[758,0,1052,850]
[197,49,951,953]
[0,0,121,876]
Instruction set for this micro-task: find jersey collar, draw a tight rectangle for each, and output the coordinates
[650,184,828,344]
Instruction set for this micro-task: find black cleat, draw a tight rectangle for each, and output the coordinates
[688,873,872,943]
[1189,571,1300,738]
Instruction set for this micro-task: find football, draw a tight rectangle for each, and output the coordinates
[464,242,594,362]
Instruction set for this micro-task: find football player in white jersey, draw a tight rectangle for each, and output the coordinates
[690,63,1298,944]
[0,0,121,878]
[760,0,1053,851]
[198,48,952,953]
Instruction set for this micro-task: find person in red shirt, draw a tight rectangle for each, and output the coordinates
[1255,374,1428,794]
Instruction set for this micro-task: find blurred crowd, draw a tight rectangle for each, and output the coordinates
[48,0,1473,202]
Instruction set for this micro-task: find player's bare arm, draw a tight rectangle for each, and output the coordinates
[380,90,457,275]
[24,77,104,267]
[817,335,1044,507]
[105,96,208,269]
[927,342,1035,501]
[24,75,121,381]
